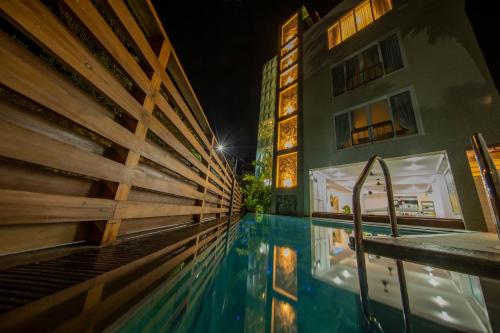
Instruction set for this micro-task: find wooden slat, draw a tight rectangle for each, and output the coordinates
[0,33,207,189]
[1,0,143,121]
[61,0,208,172]
[115,202,201,219]
[0,119,204,201]
[0,0,240,253]
[153,93,210,163]
[106,0,212,151]
[0,189,116,224]
[62,0,153,96]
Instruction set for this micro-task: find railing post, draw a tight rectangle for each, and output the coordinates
[471,133,500,243]
[353,155,412,332]
[225,159,238,253]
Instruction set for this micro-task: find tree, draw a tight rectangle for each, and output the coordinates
[242,161,271,214]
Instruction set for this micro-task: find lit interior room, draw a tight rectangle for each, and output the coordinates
[311,225,493,333]
[310,152,463,220]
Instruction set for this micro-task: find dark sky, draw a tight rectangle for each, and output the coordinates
[152,0,498,173]
[152,0,336,171]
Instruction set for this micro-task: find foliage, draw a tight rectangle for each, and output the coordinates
[342,204,351,214]
[241,161,271,213]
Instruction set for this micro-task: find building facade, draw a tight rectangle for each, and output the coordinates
[255,56,277,182]
[267,0,500,231]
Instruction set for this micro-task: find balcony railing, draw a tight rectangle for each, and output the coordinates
[346,62,384,90]
[351,120,394,146]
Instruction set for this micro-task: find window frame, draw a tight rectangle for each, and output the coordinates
[326,0,393,50]
[329,29,407,98]
[332,86,423,151]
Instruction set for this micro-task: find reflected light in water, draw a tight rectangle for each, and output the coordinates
[433,296,447,307]
[438,311,455,323]
[428,277,439,287]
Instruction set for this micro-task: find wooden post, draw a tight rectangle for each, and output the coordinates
[225,159,237,253]
[99,41,171,246]
[195,136,215,224]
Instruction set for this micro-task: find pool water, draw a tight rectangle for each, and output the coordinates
[109,214,495,333]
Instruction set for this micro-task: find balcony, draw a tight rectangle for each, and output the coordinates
[346,62,384,90]
[351,120,394,145]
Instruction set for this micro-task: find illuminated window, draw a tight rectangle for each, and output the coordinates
[276,152,297,188]
[271,298,297,333]
[281,37,298,57]
[327,22,341,50]
[340,11,356,41]
[280,64,298,88]
[355,0,374,30]
[281,14,298,45]
[278,116,298,151]
[279,84,298,117]
[332,34,402,94]
[334,90,418,149]
[372,0,393,19]
[272,246,298,300]
[326,0,392,49]
[281,48,298,70]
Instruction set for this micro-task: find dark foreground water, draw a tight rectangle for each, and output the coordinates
[108,214,495,333]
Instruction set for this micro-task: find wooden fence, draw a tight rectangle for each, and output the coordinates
[0,0,242,255]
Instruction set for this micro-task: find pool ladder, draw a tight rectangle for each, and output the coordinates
[352,156,412,333]
[471,133,500,243]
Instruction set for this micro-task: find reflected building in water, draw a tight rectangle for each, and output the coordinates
[311,222,493,333]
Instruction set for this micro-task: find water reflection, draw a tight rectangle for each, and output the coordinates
[311,224,493,333]
[111,215,497,333]
[271,298,297,333]
[273,246,298,301]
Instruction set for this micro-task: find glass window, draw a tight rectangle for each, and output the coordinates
[370,100,393,140]
[327,23,341,49]
[345,55,361,90]
[355,0,374,30]
[332,64,346,96]
[340,11,356,41]
[361,45,381,69]
[380,34,404,74]
[361,45,383,83]
[335,113,351,149]
[371,0,393,19]
[334,90,418,149]
[350,106,370,145]
[390,91,417,136]
[326,0,392,50]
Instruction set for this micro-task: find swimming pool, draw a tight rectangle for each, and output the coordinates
[108,214,495,333]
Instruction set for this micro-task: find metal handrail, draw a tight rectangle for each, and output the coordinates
[352,155,412,332]
[471,133,500,242]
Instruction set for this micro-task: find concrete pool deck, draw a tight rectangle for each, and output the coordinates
[363,232,500,279]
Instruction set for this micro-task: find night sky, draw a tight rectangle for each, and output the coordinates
[152,0,337,172]
[152,0,498,173]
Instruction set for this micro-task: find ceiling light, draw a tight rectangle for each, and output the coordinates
[333,276,342,285]
[433,296,447,307]
[341,270,351,279]
[438,311,454,323]
[429,278,439,287]
[405,163,424,171]
[406,156,427,162]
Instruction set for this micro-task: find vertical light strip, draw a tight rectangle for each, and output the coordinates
[276,13,300,188]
